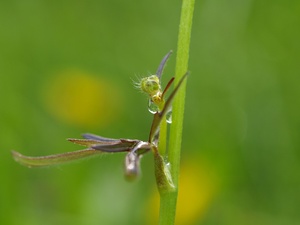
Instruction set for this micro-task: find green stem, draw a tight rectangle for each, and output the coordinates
[158,98,167,156]
[158,192,177,224]
[158,0,195,224]
[158,115,167,156]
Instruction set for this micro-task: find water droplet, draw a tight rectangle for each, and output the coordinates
[165,162,171,169]
[148,99,159,114]
[166,109,172,124]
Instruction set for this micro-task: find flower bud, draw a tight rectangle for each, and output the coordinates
[140,75,161,97]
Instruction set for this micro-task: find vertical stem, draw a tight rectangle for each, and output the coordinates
[158,116,167,156]
[169,0,194,186]
[158,0,195,224]
[158,192,177,224]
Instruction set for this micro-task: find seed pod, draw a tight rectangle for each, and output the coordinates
[124,151,141,181]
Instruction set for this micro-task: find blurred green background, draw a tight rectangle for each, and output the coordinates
[1,0,299,224]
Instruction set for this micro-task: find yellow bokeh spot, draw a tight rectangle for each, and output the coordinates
[43,69,122,128]
[147,158,218,225]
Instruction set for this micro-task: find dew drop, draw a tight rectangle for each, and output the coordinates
[165,162,171,169]
[148,99,159,114]
[166,109,172,124]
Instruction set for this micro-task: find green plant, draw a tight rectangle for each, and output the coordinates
[11,54,187,179]
[11,0,195,223]
[157,0,195,223]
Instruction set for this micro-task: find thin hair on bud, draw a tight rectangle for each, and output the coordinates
[131,74,143,91]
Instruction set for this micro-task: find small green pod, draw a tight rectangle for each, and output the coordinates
[140,75,161,97]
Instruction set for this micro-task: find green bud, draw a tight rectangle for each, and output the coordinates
[140,75,161,96]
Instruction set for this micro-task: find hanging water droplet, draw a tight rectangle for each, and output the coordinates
[166,109,172,124]
[165,162,171,169]
[148,99,159,114]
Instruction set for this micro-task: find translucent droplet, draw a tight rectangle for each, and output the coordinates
[148,99,159,114]
[165,162,171,169]
[166,109,172,124]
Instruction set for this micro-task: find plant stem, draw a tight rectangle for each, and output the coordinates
[158,0,195,224]
[169,0,194,185]
[158,115,167,156]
